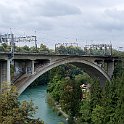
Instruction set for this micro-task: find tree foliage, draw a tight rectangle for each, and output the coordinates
[56,45,85,55]
[79,55,124,124]
[91,105,105,124]
[60,77,82,117]
[0,84,44,124]
[47,64,84,119]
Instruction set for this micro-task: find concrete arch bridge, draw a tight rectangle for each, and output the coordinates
[0,52,119,94]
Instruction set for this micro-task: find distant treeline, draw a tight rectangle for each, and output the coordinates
[1,42,121,56]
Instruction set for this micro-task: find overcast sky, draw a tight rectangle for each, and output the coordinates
[0,0,124,50]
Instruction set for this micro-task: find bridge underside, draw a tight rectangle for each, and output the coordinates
[13,58,110,94]
[72,62,108,86]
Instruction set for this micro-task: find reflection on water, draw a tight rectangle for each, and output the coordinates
[19,85,67,124]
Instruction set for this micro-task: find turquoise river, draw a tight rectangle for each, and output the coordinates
[19,85,68,124]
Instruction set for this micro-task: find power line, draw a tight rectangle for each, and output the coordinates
[0,33,38,59]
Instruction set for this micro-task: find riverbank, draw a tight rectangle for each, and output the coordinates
[47,94,83,124]
[47,93,69,119]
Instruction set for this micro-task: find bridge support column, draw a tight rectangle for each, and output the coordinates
[107,61,114,78]
[7,59,11,84]
[0,62,6,83]
[0,60,11,86]
[14,61,25,75]
[32,60,34,74]
[13,61,26,81]
[26,60,34,74]
[0,62,2,88]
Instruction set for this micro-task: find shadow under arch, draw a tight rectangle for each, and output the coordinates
[16,57,110,95]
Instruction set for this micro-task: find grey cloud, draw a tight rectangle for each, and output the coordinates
[31,1,82,17]
[92,20,124,32]
[93,9,124,31]
[105,9,124,20]
[0,1,56,31]
[18,0,82,17]
[66,0,124,8]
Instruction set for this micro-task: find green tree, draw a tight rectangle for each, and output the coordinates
[115,73,124,124]
[102,80,118,123]
[91,105,105,124]
[80,100,91,123]
[75,73,90,85]
[0,84,44,124]
[39,43,49,53]
[0,43,11,52]
[22,45,30,52]
[56,45,85,55]
[108,72,124,124]
[47,75,62,101]
[90,79,102,109]
[60,77,82,117]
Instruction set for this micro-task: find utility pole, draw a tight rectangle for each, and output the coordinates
[0,33,14,59]
[10,33,15,59]
[32,35,37,52]
[0,32,38,55]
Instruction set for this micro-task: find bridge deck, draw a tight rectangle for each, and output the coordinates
[0,52,119,60]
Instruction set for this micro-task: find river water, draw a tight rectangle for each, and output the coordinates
[19,85,68,124]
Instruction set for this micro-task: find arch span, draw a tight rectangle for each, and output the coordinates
[15,57,110,94]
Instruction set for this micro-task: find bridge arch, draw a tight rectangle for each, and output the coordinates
[16,57,110,94]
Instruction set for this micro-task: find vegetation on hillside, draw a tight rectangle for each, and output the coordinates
[47,46,124,124]
[0,84,44,124]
